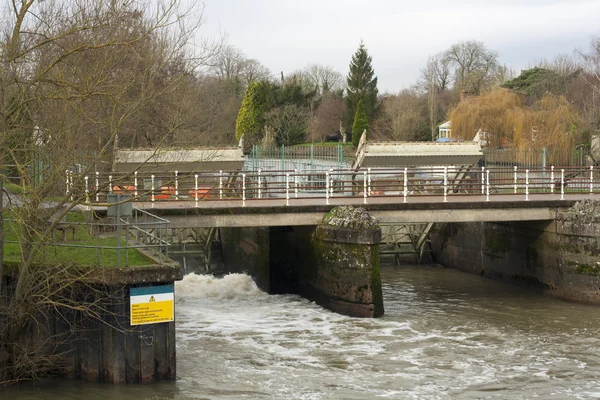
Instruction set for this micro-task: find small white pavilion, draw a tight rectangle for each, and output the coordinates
[438,121,452,140]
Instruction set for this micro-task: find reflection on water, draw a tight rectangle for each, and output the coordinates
[4,265,600,400]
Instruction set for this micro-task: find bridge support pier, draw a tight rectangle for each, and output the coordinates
[306,206,384,318]
[219,206,384,318]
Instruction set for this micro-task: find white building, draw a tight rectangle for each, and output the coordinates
[438,121,452,140]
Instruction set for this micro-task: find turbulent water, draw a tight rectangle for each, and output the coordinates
[4,265,600,400]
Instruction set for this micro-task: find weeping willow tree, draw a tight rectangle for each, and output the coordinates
[448,88,582,154]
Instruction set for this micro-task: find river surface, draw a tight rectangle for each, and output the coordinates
[4,265,600,400]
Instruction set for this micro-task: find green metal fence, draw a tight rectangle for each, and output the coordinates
[483,147,590,169]
[246,144,352,172]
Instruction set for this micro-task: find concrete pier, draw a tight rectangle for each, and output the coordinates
[307,206,384,317]
[221,206,384,318]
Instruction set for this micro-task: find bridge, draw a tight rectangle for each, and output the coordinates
[65,146,600,319]
[75,165,597,227]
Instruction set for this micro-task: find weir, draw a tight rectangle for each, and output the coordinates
[219,207,384,318]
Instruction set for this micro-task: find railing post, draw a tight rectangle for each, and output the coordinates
[258,169,262,199]
[95,172,99,202]
[285,173,290,206]
[514,166,517,194]
[481,166,485,195]
[242,173,246,207]
[151,175,155,204]
[367,167,371,195]
[326,171,330,205]
[175,170,179,199]
[294,169,298,198]
[363,171,367,204]
[330,168,334,197]
[525,169,529,201]
[194,174,199,206]
[69,171,74,200]
[486,169,490,201]
[219,170,223,200]
[134,171,138,197]
[443,166,448,202]
[591,166,594,194]
[561,169,565,200]
[403,168,408,203]
[551,166,555,194]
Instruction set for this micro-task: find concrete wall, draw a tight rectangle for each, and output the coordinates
[2,265,182,384]
[430,220,600,303]
[220,227,270,291]
[73,284,177,383]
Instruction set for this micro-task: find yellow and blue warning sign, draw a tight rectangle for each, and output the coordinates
[130,284,174,326]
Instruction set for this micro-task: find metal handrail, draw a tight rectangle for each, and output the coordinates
[68,165,600,206]
[4,207,170,267]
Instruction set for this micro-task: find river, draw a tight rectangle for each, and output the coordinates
[4,265,600,399]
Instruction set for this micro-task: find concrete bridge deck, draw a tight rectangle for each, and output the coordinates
[118,193,589,228]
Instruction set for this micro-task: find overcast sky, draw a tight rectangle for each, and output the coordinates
[199,0,600,93]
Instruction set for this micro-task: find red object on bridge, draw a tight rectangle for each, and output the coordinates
[189,188,211,199]
[113,185,135,194]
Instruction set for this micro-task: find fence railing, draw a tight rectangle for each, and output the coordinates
[67,166,600,206]
[246,144,352,173]
[4,207,170,267]
[483,148,590,169]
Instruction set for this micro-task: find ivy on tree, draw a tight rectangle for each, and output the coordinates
[235,81,269,148]
[351,100,369,146]
[344,42,378,142]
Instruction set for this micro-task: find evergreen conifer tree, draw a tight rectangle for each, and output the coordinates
[344,42,378,142]
[235,81,268,149]
[351,99,369,147]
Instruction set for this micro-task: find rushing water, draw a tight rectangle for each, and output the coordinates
[4,265,600,400]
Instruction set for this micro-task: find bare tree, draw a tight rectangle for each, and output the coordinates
[0,0,213,384]
[372,90,429,141]
[308,93,344,142]
[419,53,453,140]
[537,53,581,76]
[445,40,499,94]
[303,64,344,95]
[419,53,452,93]
[209,43,271,89]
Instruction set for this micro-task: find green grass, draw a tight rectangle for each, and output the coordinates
[3,211,156,268]
[4,182,26,195]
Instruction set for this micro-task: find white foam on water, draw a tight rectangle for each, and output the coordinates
[172,269,600,400]
[175,272,264,299]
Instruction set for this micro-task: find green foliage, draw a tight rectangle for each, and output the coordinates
[275,82,317,108]
[266,104,308,146]
[344,42,378,139]
[235,81,269,147]
[502,67,575,100]
[352,100,369,146]
[235,80,317,148]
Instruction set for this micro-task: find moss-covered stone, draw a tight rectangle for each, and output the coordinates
[305,206,384,318]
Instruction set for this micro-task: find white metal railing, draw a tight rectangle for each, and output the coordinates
[67,166,600,207]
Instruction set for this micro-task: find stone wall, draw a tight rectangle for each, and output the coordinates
[303,207,384,317]
[430,200,600,303]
